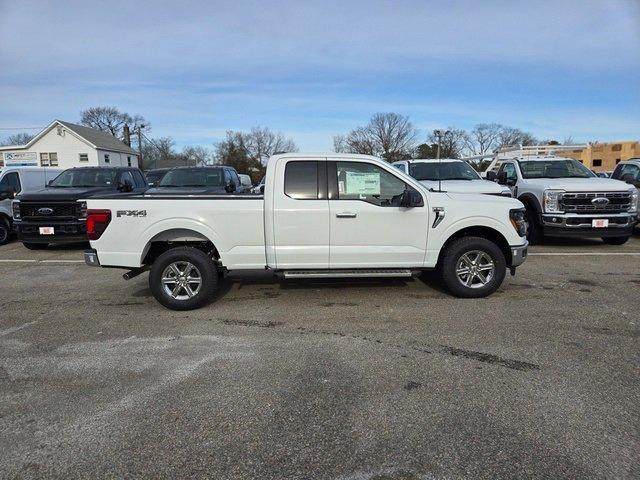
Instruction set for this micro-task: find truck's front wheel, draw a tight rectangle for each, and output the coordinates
[601,236,629,246]
[149,246,218,310]
[440,236,506,298]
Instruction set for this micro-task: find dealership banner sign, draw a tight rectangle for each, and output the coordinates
[3,152,38,166]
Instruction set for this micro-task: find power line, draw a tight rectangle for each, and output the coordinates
[0,126,45,130]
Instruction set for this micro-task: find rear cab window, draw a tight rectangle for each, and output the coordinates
[284,161,320,199]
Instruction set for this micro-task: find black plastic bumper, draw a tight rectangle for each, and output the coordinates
[14,221,88,244]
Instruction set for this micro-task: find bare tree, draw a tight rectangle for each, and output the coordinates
[334,113,418,161]
[141,137,179,169]
[181,145,211,166]
[497,127,538,149]
[562,136,576,145]
[80,106,149,140]
[0,132,35,146]
[463,123,503,156]
[418,128,467,158]
[213,127,297,181]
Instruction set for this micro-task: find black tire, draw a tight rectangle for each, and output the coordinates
[0,220,10,246]
[525,208,542,244]
[23,242,48,250]
[440,236,506,298]
[602,236,629,246]
[149,246,218,310]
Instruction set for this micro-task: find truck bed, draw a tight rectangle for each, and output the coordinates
[85,194,266,269]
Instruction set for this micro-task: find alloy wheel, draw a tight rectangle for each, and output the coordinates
[455,250,495,289]
[161,261,202,300]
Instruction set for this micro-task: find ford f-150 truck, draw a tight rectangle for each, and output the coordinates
[488,156,638,244]
[83,154,529,310]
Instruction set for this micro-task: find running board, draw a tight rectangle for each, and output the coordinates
[282,269,414,279]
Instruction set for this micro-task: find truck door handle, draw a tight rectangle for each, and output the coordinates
[336,212,357,218]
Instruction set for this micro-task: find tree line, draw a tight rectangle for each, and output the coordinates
[1,107,576,177]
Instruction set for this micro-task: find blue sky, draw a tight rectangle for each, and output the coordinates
[1,0,638,150]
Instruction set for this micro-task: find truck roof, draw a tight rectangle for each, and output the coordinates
[395,158,463,164]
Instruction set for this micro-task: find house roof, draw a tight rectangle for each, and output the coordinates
[57,120,137,155]
[0,120,137,155]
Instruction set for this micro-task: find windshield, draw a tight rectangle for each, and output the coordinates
[409,162,481,181]
[159,168,223,187]
[146,170,168,185]
[519,160,595,179]
[49,169,117,187]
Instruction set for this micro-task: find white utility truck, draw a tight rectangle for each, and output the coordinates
[488,156,638,244]
[83,154,529,310]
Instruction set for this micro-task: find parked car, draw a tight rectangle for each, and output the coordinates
[12,166,147,249]
[238,174,253,190]
[145,166,246,195]
[83,153,528,310]
[144,168,172,187]
[488,156,638,244]
[392,159,512,196]
[0,167,63,245]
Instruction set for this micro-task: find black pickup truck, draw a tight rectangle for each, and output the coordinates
[12,166,147,249]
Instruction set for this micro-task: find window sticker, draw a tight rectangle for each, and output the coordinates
[345,171,380,195]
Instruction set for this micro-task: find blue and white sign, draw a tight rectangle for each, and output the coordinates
[3,152,38,166]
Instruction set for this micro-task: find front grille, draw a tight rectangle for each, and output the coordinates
[560,192,631,214]
[20,202,79,220]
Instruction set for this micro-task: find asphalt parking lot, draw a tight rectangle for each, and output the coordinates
[1,237,639,479]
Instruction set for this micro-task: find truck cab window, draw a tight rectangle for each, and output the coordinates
[335,162,407,207]
[501,163,517,181]
[0,172,21,193]
[120,171,135,187]
[284,161,318,199]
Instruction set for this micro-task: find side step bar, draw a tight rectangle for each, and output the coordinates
[282,269,414,279]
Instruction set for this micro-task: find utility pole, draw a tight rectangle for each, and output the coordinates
[136,125,145,169]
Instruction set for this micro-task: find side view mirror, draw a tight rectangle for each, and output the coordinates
[225,183,236,193]
[486,171,497,181]
[118,182,134,193]
[47,180,53,187]
[621,174,637,186]
[497,171,507,184]
[0,186,15,201]
[401,189,424,208]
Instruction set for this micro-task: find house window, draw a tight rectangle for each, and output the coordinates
[127,156,132,167]
[40,152,58,166]
[79,153,88,162]
[104,154,110,164]
[612,144,622,152]
[593,159,602,167]
[616,158,621,164]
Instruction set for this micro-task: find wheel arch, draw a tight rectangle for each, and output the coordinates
[140,228,221,265]
[518,193,542,214]
[437,225,512,267]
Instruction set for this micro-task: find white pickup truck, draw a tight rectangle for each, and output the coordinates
[487,156,638,244]
[83,154,528,310]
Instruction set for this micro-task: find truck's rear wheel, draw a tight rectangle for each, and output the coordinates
[149,246,218,310]
[440,236,506,298]
[602,236,629,245]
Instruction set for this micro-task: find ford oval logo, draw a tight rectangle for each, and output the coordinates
[37,207,54,215]
[591,197,609,206]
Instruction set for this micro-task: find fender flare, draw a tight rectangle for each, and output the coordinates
[517,193,542,214]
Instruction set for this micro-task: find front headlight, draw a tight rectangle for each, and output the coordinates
[12,200,20,220]
[78,201,87,219]
[543,189,564,213]
[509,208,527,237]
[628,189,638,213]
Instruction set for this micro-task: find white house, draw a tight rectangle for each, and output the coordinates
[0,120,139,169]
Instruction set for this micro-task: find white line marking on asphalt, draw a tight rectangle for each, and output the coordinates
[0,320,38,337]
[529,252,640,256]
[0,259,83,263]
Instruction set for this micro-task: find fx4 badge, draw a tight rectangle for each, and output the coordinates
[116,210,147,218]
